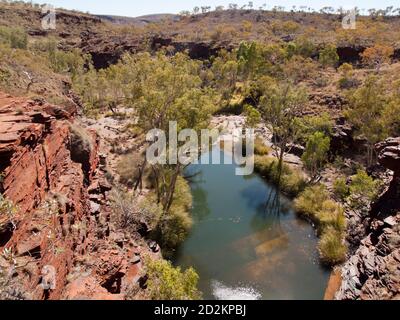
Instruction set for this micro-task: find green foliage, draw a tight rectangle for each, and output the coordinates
[254,156,306,197]
[345,76,388,165]
[318,228,347,265]
[333,177,350,201]
[295,112,334,143]
[155,177,193,254]
[237,41,259,77]
[292,36,316,58]
[295,185,347,266]
[317,200,347,233]
[338,63,358,89]
[32,38,90,76]
[253,138,270,156]
[259,81,307,188]
[294,184,330,218]
[146,259,201,300]
[348,170,381,210]
[283,55,318,83]
[301,132,330,178]
[243,104,261,128]
[319,44,339,68]
[0,26,27,49]
[210,50,238,103]
[0,194,17,231]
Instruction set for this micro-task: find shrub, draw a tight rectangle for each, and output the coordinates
[319,44,339,68]
[294,185,330,218]
[280,169,307,197]
[0,194,17,232]
[116,154,141,187]
[338,77,359,89]
[348,170,381,209]
[146,259,201,300]
[243,104,261,128]
[254,156,306,197]
[295,113,334,143]
[32,37,90,76]
[301,132,330,178]
[316,200,346,233]
[295,185,347,265]
[361,44,394,72]
[69,124,94,180]
[154,177,193,254]
[157,206,193,254]
[253,138,270,156]
[110,190,162,233]
[318,228,347,266]
[333,177,350,201]
[0,26,27,49]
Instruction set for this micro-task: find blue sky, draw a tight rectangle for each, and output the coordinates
[27,1,400,17]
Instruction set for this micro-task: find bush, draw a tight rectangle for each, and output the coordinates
[318,228,347,266]
[69,124,94,180]
[243,104,261,128]
[154,177,193,255]
[348,170,381,209]
[295,185,347,265]
[316,200,346,233]
[32,38,90,76]
[253,138,270,156]
[146,259,201,300]
[116,154,141,187]
[301,132,330,178]
[333,177,350,201]
[254,156,306,197]
[110,190,162,233]
[295,112,334,143]
[0,26,27,49]
[294,185,330,218]
[319,44,339,68]
[0,194,17,232]
[338,77,359,89]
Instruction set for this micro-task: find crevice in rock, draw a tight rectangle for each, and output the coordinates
[21,245,42,260]
[0,222,14,247]
[101,272,124,294]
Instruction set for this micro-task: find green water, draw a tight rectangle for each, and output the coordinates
[173,147,330,300]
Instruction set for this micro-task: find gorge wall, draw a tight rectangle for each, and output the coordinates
[0,92,153,300]
[336,138,400,300]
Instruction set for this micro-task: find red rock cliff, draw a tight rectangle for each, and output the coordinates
[0,93,151,300]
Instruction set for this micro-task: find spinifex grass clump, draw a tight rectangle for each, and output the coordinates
[294,184,347,265]
[254,155,306,197]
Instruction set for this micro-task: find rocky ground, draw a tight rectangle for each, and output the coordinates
[335,138,400,300]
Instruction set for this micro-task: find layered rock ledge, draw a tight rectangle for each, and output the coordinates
[335,137,400,300]
[0,93,153,300]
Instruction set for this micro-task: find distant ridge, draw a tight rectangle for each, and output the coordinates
[96,13,180,26]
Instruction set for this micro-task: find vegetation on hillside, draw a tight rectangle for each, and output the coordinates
[0,0,398,275]
[145,258,201,300]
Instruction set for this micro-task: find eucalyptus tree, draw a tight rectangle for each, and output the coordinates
[117,52,218,214]
[259,81,307,186]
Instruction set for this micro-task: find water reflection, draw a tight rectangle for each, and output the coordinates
[173,147,329,300]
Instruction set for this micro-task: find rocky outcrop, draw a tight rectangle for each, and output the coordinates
[0,93,154,300]
[336,137,400,300]
[80,32,230,69]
